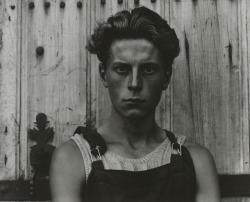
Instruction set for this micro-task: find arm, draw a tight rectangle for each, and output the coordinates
[50,140,86,202]
[184,141,220,202]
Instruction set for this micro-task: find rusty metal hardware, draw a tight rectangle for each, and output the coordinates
[60,1,65,8]
[36,46,44,56]
[77,1,82,8]
[44,2,50,8]
[134,0,139,5]
[29,2,35,9]
[101,0,105,5]
[118,0,123,4]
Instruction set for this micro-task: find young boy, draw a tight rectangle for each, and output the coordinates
[50,6,220,202]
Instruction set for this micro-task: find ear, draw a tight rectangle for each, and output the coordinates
[99,63,108,88]
[162,71,171,90]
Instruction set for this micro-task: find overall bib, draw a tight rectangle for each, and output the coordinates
[74,126,196,202]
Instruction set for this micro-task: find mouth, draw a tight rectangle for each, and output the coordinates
[123,98,145,104]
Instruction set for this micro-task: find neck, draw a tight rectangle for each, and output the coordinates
[99,108,164,146]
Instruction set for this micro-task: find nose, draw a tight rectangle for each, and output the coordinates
[128,69,142,91]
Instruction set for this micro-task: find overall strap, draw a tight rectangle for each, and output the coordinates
[165,131,176,143]
[165,131,182,162]
[166,131,182,153]
[74,126,107,158]
[166,130,196,186]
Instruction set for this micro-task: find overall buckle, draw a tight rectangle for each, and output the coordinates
[90,145,102,162]
[171,143,182,156]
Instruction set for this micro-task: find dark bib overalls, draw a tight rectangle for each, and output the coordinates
[74,127,196,202]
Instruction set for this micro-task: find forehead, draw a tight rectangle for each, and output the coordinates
[108,39,162,64]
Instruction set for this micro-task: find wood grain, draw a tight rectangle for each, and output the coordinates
[170,0,249,175]
[0,0,21,180]
[20,0,88,179]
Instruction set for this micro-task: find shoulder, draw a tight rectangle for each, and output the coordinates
[50,140,85,201]
[51,139,84,173]
[183,140,220,201]
[184,140,213,163]
[183,140,216,177]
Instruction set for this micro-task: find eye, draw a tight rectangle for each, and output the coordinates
[141,65,156,75]
[114,65,130,75]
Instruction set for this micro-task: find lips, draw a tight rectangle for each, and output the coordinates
[123,98,145,104]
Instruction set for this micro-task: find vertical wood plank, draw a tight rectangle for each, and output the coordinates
[0,0,21,180]
[238,0,250,175]
[170,0,249,175]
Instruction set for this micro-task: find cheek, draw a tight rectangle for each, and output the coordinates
[106,75,126,99]
[107,77,122,91]
[145,79,165,101]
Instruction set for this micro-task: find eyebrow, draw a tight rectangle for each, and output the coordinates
[112,62,129,65]
[111,62,131,68]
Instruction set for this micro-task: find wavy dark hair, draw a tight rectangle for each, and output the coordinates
[86,6,180,74]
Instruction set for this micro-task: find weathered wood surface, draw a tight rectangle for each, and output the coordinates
[170,0,249,175]
[0,0,249,201]
[20,0,89,178]
[0,0,21,180]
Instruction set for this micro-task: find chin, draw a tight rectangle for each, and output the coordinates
[113,105,155,120]
[123,110,149,120]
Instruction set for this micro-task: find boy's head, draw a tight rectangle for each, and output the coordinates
[86,6,180,77]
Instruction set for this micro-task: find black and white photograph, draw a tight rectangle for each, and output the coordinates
[0,0,249,201]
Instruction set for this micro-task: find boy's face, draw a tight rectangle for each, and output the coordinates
[99,39,170,119]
